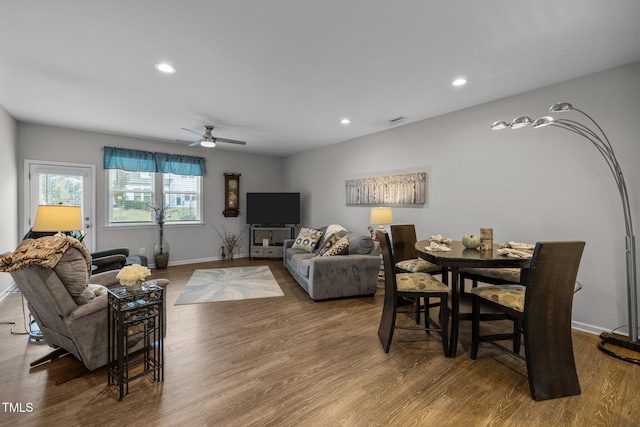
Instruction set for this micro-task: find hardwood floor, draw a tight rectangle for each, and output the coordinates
[1,258,638,426]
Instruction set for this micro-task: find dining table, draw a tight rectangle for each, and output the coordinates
[415,240,532,357]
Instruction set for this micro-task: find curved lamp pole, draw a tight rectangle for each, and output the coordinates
[492,103,639,362]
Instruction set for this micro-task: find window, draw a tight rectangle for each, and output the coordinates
[108,170,154,224]
[104,146,205,226]
[163,173,201,222]
[107,170,203,226]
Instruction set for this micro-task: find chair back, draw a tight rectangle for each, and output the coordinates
[9,248,87,344]
[377,230,397,296]
[523,240,585,400]
[523,241,585,318]
[390,224,418,263]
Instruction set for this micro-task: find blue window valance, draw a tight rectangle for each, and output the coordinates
[103,146,206,176]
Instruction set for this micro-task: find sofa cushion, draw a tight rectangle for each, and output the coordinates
[345,232,374,255]
[292,227,324,252]
[321,236,349,257]
[290,253,315,277]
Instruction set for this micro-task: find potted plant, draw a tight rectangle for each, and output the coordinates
[151,204,173,269]
[213,225,248,260]
[116,264,151,292]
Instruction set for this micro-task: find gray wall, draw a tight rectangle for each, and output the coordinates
[283,61,640,335]
[17,124,284,264]
[0,106,18,297]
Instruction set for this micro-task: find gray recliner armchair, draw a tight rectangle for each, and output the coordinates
[2,238,167,371]
[91,247,148,274]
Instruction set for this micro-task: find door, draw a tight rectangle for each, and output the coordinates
[25,160,96,251]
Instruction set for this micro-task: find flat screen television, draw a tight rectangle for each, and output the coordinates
[246,192,300,225]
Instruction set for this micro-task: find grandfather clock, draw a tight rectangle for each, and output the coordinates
[223,173,241,217]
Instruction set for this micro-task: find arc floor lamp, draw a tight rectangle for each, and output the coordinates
[492,102,640,363]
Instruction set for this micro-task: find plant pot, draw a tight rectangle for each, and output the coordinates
[154,227,170,269]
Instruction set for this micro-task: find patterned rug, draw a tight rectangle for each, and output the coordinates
[174,265,284,305]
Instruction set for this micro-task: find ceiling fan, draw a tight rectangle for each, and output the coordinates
[180,125,247,148]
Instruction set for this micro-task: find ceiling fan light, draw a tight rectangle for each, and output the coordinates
[200,139,216,148]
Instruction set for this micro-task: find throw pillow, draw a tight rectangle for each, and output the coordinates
[291,227,324,253]
[317,232,339,256]
[75,283,109,305]
[88,283,108,296]
[345,232,375,255]
[317,224,348,252]
[321,236,349,257]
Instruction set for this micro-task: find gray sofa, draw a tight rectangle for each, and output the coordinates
[284,226,381,300]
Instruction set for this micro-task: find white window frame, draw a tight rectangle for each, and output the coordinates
[107,169,203,227]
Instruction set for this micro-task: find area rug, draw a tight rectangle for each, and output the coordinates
[174,265,284,305]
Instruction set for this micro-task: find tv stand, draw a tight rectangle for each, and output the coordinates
[250,225,296,259]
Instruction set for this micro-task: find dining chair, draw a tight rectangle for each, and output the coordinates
[470,241,585,401]
[391,224,443,275]
[377,230,449,356]
[459,268,523,301]
[391,224,445,323]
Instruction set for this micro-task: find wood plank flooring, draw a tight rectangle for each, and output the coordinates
[0,258,638,426]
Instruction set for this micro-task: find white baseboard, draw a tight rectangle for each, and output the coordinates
[572,320,608,336]
[149,253,250,269]
[0,282,18,303]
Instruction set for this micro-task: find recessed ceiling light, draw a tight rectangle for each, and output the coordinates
[452,78,467,86]
[155,63,176,74]
[340,118,351,125]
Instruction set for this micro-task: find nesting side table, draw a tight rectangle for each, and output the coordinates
[108,282,164,400]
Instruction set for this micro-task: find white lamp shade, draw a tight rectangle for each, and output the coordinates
[370,207,394,225]
[32,205,83,232]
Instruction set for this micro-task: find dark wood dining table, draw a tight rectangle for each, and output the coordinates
[415,240,532,357]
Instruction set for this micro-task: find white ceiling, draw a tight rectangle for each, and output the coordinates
[2,1,640,157]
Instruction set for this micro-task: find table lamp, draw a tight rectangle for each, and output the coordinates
[370,207,394,232]
[32,204,83,235]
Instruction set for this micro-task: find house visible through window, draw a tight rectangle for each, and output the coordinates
[108,169,203,225]
[104,146,205,226]
[163,173,201,221]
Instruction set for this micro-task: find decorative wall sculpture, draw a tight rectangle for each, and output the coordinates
[345,171,427,206]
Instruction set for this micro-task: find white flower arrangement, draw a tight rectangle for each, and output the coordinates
[116,264,151,287]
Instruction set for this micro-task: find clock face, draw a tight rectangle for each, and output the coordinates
[228,180,238,190]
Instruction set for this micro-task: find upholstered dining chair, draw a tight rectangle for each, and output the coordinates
[377,230,449,356]
[470,241,585,401]
[459,267,522,297]
[91,247,148,274]
[391,224,445,323]
[391,224,443,275]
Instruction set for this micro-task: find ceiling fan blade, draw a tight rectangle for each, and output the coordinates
[181,127,205,138]
[214,137,247,145]
[189,140,202,147]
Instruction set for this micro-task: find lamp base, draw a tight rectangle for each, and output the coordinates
[598,332,640,364]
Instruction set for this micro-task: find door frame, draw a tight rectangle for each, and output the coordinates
[24,159,97,252]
